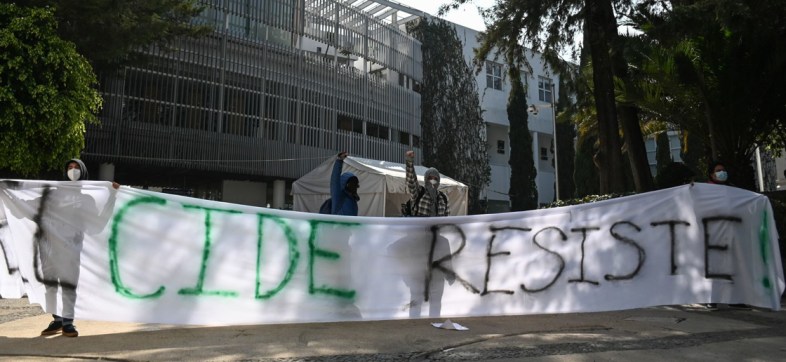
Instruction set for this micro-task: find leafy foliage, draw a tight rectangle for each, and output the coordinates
[0,4,101,176]
[542,192,634,209]
[507,67,538,210]
[16,0,209,73]
[633,0,786,190]
[443,0,645,194]
[407,18,490,214]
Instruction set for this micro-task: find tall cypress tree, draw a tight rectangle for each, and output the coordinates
[574,135,600,197]
[655,131,672,176]
[408,18,490,214]
[507,67,538,210]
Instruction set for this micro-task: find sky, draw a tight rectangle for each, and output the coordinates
[392,0,494,32]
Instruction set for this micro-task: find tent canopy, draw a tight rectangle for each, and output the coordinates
[292,156,468,216]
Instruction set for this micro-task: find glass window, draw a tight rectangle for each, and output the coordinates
[486,61,503,90]
[399,131,410,146]
[538,76,553,103]
[497,140,505,154]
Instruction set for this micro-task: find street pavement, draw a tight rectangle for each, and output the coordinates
[1,297,785,361]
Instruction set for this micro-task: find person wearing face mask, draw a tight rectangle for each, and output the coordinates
[328,151,360,216]
[37,159,120,337]
[707,161,731,185]
[703,160,750,310]
[405,150,450,217]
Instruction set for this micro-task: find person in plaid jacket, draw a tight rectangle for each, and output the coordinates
[405,150,449,217]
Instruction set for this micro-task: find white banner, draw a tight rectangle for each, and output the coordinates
[0,180,782,326]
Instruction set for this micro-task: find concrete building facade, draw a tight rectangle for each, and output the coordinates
[82,0,562,211]
[453,25,561,209]
[85,0,425,208]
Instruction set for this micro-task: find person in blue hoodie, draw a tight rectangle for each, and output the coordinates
[329,152,360,216]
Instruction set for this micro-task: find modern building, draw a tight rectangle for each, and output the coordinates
[83,0,562,211]
[452,25,561,210]
[85,0,425,208]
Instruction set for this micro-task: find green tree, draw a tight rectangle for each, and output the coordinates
[634,0,786,190]
[0,4,102,177]
[680,130,705,182]
[507,67,538,210]
[555,75,576,200]
[16,0,208,73]
[574,135,600,197]
[441,0,652,194]
[407,18,491,213]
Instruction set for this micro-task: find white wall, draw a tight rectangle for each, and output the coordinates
[487,124,510,203]
[451,23,560,207]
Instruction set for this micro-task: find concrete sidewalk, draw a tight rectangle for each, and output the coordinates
[1,298,785,361]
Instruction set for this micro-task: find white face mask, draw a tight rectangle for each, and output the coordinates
[714,170,728,182]
[429,179,438,186]
[67,168,81,181]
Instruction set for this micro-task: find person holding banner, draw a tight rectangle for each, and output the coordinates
[708,161,731,186]
[37,159,120,337]
[704,161,751,311]
[404,151,449,217]
[326,151,360,216]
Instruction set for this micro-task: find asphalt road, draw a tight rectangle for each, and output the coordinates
[1,297,785,361]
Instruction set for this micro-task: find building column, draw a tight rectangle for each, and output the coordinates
[273,180,286,209]
[98,163,116,181]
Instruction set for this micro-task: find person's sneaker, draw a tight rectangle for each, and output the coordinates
[704,303,719,310]
[40,320,63,336]
[62,324,78,337]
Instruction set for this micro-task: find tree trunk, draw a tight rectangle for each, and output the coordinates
[618,104,654,192]
[585,0,625,194]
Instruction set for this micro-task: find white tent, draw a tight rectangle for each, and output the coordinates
[292,156,468,216]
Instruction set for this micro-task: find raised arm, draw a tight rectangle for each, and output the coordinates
[405,150,419,200]
[330,152,347,213]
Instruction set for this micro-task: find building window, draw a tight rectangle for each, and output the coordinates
[538,76,553,103]
[337,114,363,134]
[367,122,389,140]
[540,147,548,160]
[497,140,505,154]
[396,130,410,146]
[486,61,503,90]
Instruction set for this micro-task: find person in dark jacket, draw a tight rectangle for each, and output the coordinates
[707,161,730,185]
[703,160,749,310]
[329,152,360,216]
[404,150,449,217]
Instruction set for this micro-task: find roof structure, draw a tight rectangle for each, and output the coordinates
[343,0,428,27]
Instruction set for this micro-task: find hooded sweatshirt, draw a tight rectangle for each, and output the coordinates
[65,159,89,181]
[405,158,449,217]
[330,157,359,216]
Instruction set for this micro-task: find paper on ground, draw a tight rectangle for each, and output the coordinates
[431,319,468,331]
